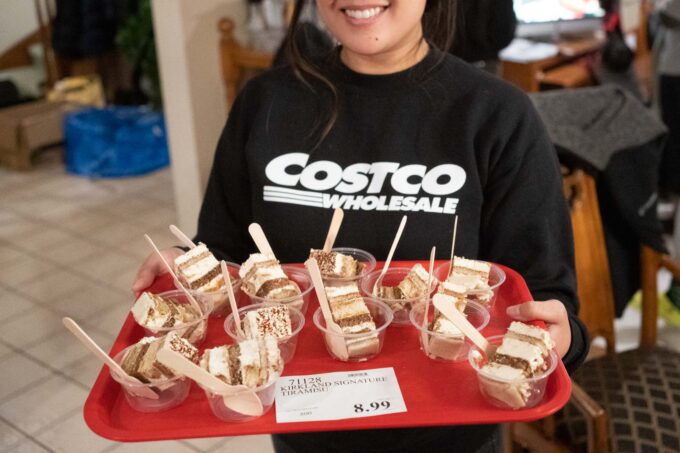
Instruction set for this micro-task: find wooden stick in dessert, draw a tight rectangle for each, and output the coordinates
[373,215,408,294]
[221,260,245,338]
[156,348,263,416]
[62,317,160,399]
[322,208,344,252]
[432,294,496,358]
[447,215,459,278]
[248,223,275,256]
[305,258,349,361]
[144,234,202,314]
[169,224,196,249]
[421,246,437,354]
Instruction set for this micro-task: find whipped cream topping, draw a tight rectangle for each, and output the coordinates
[239,253,276,279]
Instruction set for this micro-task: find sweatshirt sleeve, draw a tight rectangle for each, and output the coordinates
[478,93,589,374]
[193,87,254,263]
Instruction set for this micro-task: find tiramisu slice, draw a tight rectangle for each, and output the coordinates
[120,332,199,384]
[131,292,200,329]
[427,292,466,360]
[309,249,364,279]
[200,337,283,388]
[173,243,233,313]
[375,264,432,313]
[174,243,224,292]
[446,256,493,305]
[131,292,205,343]
[436,280,468,312]
[397,263,431,299]
[325,283,379,357]
[479,321,555,408]
[239,254,301,306]
[452,256,490,281]
[242,305,293,340]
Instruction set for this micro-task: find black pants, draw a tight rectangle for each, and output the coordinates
[272,425,503,453]
[660,75,680,194]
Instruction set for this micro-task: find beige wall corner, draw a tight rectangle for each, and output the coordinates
[151,0,246,236]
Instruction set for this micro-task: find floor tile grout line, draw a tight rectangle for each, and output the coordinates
[29,406,86,439]
[0,174,175,215]
[0,240,133,298]
[0,217,174,286]
[0,338,95,396]
[0,372,56,406]
[0,208,177,264]
[0,284,121,344]
[0,161,168,201]
[0,415,56,453]
[0,269,129,313]
[0,190,175,254]
[28,405,137,453]
[177,439,204,452]
[0,307,35,329]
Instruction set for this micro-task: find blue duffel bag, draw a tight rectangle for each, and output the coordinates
[65,106,170,177]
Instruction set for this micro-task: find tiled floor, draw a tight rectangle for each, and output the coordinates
[0,150,274,452]
[1,149,679,452]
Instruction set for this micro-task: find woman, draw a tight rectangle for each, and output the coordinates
[133,1,588,451]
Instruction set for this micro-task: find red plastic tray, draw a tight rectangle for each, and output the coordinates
[84,261,572,442]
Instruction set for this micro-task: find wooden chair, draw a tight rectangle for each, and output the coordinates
[218,18,274,112]
[511,169,680,452]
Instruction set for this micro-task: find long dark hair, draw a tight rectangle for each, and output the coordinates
[284,0,458,150]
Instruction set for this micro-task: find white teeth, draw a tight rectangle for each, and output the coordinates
[344,7,383,19]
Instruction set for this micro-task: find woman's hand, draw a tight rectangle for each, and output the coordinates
[506,300,571,358]
[131,247,184,293]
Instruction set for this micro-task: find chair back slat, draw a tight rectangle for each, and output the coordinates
[563,169,617,354]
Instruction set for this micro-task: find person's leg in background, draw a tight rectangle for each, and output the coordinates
[660,74,680,324]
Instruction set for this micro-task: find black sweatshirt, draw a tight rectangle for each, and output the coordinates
[195,48,588,453]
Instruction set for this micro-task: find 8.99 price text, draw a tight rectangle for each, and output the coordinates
[353,401,391,414]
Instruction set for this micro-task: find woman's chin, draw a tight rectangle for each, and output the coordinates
[340,39,395,59]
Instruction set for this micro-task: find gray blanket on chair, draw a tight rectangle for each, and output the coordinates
[530,85,667,171]
[530,85,668,316]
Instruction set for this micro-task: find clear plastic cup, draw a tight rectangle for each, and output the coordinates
[202,374,280,422]
[318,247,377,286]
[312,297,393,362]
[223,303,305,364]
[111,347,191,412]
[468,335,558,410]
[243,265,313,315]
[409,300,490,362]
[361,267,438,326]
[134,289,212,346]
[434,262,506,309]
[176,261,248,318]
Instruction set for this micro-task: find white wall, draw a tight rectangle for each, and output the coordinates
[151,0,246,236]
[0,0,39,53]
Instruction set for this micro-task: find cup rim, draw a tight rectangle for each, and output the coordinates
[111,345,184,386]
[434,262,506,291]
[312,297,394,338]
[243,265,313,304]
[133,289,212,334]
[202,371,282,396]
[468,334,558,383]
[360,267,439,303]
[223,302,306,342]
[318,247,377,282]
[408,300,490,338]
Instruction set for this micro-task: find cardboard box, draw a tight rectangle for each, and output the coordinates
[0,100,78,171]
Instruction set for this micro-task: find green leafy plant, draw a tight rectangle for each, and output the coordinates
[116,0,162,109]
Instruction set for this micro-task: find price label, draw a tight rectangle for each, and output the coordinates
[275,368,407,423]
[353,400,391,414]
